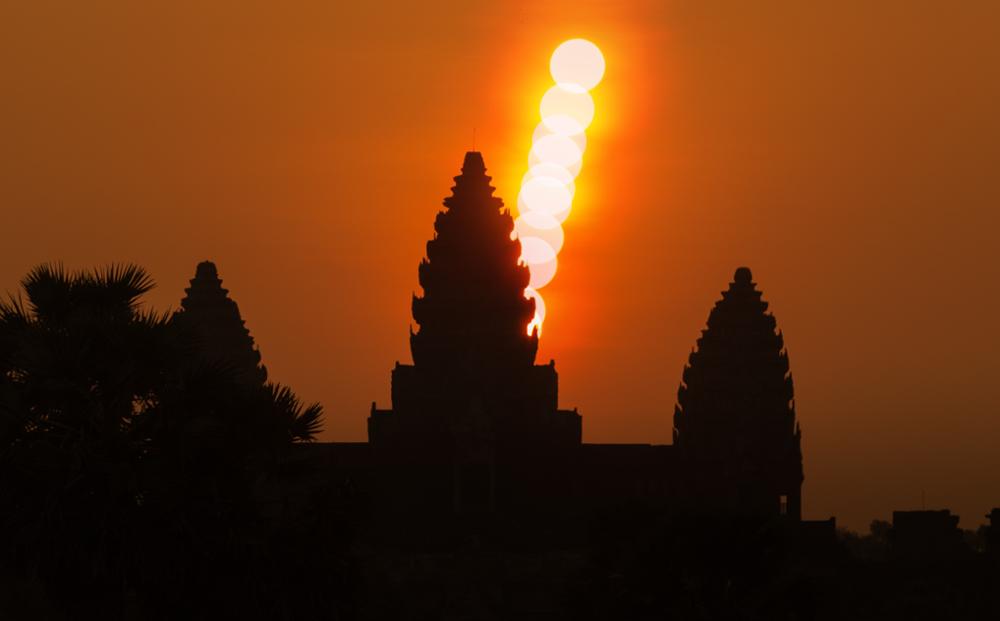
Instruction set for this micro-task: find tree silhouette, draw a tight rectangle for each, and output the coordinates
[0,263,338,619]
[0,264,170,614]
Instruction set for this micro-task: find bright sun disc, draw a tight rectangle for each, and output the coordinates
[541,114,585,137]
[518,192,572,224]
[529,133,582,174]
[540,85,595,131]
[534,122,587,157]
[519,236,557,265]
[516,38,604,334]
[527,256,558,289]
[513,212,564,254]
[550,38,605,92]
[523,162,576,198]
[518,175,572,215]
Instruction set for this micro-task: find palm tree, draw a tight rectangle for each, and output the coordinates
[0,263,331,618]
[0,263,174,615]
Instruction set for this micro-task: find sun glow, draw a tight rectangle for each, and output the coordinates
[514,39,605,336]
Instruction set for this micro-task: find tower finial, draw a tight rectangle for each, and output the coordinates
[734,266,753,286]
[461,151,486,175]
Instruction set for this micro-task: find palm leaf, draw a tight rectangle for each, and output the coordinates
[20,262,72,321]
[289,402,324,442]
[87,264,156,313]
[266,383,324,442]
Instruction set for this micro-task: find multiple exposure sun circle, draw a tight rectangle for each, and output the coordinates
[540,86,595,131]
[514,211,564,254]
[515,38,604,335]
[550,38,606,93]
[529,134,583,174]
[533,123,587,157]
[519,175,573,215]
[523,162,576,198]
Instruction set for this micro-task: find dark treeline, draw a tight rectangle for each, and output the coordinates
[568,506,1000,621]
[839,519,990,562]
[0,263,355,619]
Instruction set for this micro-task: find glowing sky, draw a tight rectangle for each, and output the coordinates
[1,1,999,531]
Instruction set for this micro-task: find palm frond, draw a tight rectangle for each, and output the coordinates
[0,293,31,326]
[290,402,324,442]
[266,383,324,442]
[133,307,173,331]
[91,264,156,310]
[20,262,72,319]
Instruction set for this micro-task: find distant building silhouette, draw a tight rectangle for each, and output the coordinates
[673,267,804,519]
[172,261,267,386]
[890,510,968,562]
[987,508,1000,561]
[317,151,808,524]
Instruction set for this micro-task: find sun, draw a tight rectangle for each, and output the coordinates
[550,38,606,93]
[513,39,605,336]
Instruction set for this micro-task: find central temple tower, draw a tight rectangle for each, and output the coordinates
[367,152,581,510]
[409,151,538,374]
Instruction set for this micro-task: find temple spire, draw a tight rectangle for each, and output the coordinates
[173,261,267,386]
[410,151,537,374]
[673,267,803,519]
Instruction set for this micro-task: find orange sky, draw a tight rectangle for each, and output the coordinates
[2,1,999,530]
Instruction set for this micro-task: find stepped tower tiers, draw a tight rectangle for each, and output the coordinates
[173,261,267,386]
[673,267,804,520]
[410,151,538,373]
[368,152,581,463]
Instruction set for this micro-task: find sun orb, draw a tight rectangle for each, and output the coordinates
[522,162,576,198]
[526,256,558,289]
[529,134,583,173]
[550,38,606,93]
[513,211,565,254]
[518,175,573,216]
[533,122,587,156]
[540,85,595,131]
[516,38,604,336]
[518,236,557,266]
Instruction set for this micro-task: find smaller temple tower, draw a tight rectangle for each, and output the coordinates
[673,267,803,519]
[173,261,267,386]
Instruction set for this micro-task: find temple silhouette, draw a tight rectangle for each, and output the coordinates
[4,154,999,620]
[185,153,996,618]
[313,151,806,526]
[173,260,268,386]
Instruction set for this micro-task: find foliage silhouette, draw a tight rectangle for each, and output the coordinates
[0,263,350,620]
